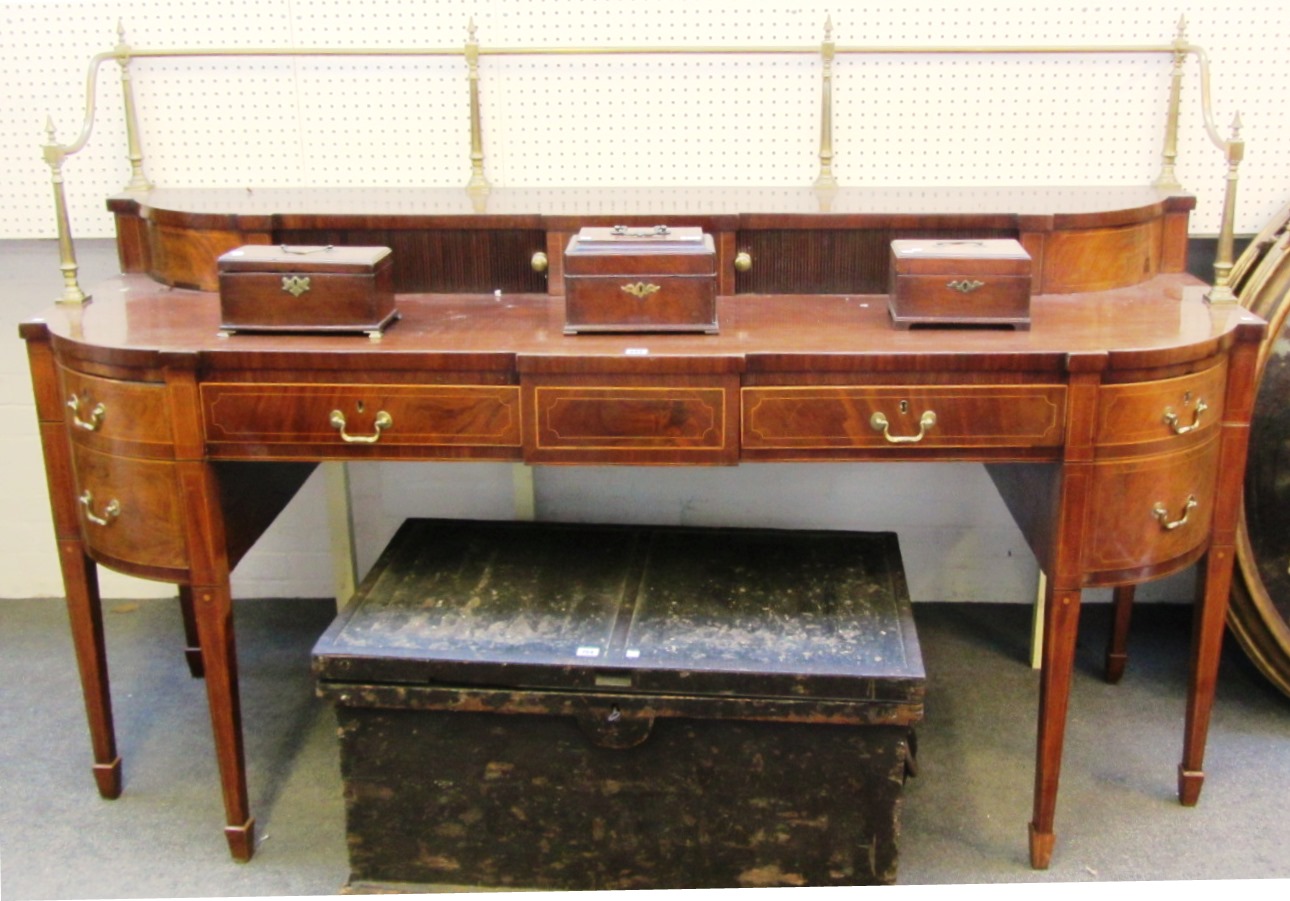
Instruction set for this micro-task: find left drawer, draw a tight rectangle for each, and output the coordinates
[202,384,523,456]
[58,367,174,457]
[70,444,189,575]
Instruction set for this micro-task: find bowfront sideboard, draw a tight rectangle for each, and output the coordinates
[21,185,1266,872]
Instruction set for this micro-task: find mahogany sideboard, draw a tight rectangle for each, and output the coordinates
[21,185,1266,872]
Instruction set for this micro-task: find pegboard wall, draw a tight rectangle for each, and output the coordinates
[4,1,1288,239]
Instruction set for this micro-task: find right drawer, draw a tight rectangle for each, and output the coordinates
[1082,433,1220,577]
[742,385,1066,453]
[1095,362,1227,452]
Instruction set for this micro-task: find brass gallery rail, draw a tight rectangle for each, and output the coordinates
[41,17,1244,306]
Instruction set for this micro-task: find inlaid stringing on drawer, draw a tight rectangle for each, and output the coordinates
[58,367,173,456]
[1094,362,1227,450]
[1082,433,1220,575]
[742,386,1066,449]
[202,384,522,447]
[70,443,188,572]
[533,386,728,451]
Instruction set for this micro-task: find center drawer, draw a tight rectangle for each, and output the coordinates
[741,385,1066,457]
[201,383,522,457]
[523,379,739,465]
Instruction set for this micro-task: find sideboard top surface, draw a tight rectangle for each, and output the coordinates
[108,185,1194,225]
[29,273,1263,378]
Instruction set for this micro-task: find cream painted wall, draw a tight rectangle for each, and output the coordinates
[6,1,1286,602]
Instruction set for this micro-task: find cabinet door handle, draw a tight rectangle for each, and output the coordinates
[1153,495,1198,531]
[1163,399,1208,435]
[329,409,392,444]
[67,394,106,431]
[870,410,937,444]
[79,490,121,527]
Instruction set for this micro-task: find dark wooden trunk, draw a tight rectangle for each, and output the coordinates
[313,519,925,890]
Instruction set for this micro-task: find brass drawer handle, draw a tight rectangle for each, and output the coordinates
[329,409,392,444]
[79,490,121,527]
[734,251,752,272]
[621,282,661,299]
[870,410,937,444]
[67,394,106,432]
[1163,399,1208,435]
[1153,495,1198,531]
[531,251,549,273]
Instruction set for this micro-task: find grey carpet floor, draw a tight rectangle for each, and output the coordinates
[1,596,1288,898]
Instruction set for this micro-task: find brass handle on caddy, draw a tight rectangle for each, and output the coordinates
[1153,495,1198,531]
[1163,399,1208,435]
[329,409,393,444]
[870,410,938,444]
[79,490,120,527]
[67,394,105,431]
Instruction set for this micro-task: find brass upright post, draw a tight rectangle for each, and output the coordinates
[1206,113,1244,304]
[115,23,153,192]
[43,118,89,305]
[814,16,838,189]
[465,19,490,193]
[1155,17,1187,191]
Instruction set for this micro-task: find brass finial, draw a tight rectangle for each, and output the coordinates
[1175,15,1188,42]
[1230,111,1244,140]
[824,14,833,42]
[115,19,131,58]
[44,114,57,143]
[468,17,477,43]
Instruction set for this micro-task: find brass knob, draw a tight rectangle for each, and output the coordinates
[531,251,549,273]
[734,251,752,273]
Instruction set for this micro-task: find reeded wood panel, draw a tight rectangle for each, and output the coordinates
[70,444,188,575]
[1082,435,1220,578]
[735,228,1014,295]
[528,385,734,464]
[275,228,548,294]
[1094,361,1228,453]
[58,367,174,459]
[742,386,1066,451]
[202,384,522,453]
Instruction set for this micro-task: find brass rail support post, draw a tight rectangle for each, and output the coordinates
[465,19,490,194]
[115,23,153,192]
[814,16,838,189]
[1155,16,1187,190]
[1207,113,1244,304]
[43,118,88,305]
